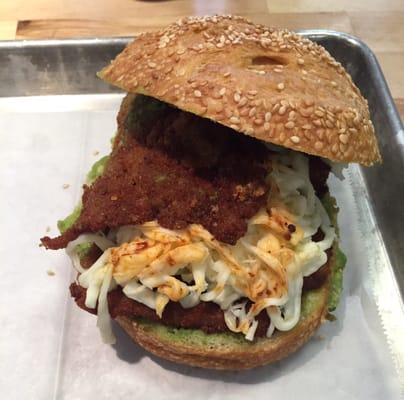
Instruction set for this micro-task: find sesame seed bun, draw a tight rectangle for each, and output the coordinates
[98,15,381,166]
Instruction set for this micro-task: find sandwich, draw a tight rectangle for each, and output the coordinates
[41,15,381,370]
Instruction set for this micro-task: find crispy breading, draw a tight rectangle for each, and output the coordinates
[42,95,270,249]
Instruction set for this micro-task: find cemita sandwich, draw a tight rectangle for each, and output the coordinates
[41,15,381,370]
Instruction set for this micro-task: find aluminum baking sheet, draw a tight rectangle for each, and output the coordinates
[0,31,402,399]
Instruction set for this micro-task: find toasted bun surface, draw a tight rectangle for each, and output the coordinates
[116,277,330,370]
[99,15,380,165]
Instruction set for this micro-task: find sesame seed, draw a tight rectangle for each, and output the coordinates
[248,107,257,117]
[216,42,224,48]
[230,124,239,130]
[219,88,226,96]
[288,110,296,119]
[264,122,270,131]
[225,109,233,118]
[325,120,334,128]
[234,93,241,103]
[239,97,248,107]
[349,127,358,134]
[285,121,295,129]
[290,135,300,143]
[300,107,313,117]
[248,90,258,95]
[302,124,312,130]
[331,81,338,87]
[274,68,283,73]
[265,112,272,122]
[194,90,202,97]
[313,119,322,127]
[277,83,285,91]
[339,134,349,144]
[297,58,305,65]
[314,141,323,150]
[315,110,324,117]
[278,105,287,115]
[230,116,240,124]
[254,118,263,125]
[148,62,157,68]
[223,72,231,77]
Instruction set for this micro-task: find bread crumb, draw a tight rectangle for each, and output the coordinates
[62,183,70,189]
[93,150,100,156]
[314,334,325,341]
[46,226,51,233]
[47,269,55,276]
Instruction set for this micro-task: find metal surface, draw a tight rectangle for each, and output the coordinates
[0,32,402,299]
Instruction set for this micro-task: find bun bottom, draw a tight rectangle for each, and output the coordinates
[115,260,332,370]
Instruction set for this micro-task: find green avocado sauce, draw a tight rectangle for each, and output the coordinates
[321,193,347,312]
[56,155,109,255]
[57,155,109,234]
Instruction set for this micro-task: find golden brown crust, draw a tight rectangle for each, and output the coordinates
[99,15,381,166]
[115,284,328,370]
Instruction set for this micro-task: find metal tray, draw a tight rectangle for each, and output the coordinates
[0,31,402,398]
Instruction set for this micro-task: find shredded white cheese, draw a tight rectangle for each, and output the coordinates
[67,151,335,342]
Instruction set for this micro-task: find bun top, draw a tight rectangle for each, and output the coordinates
[99,15,381,165]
